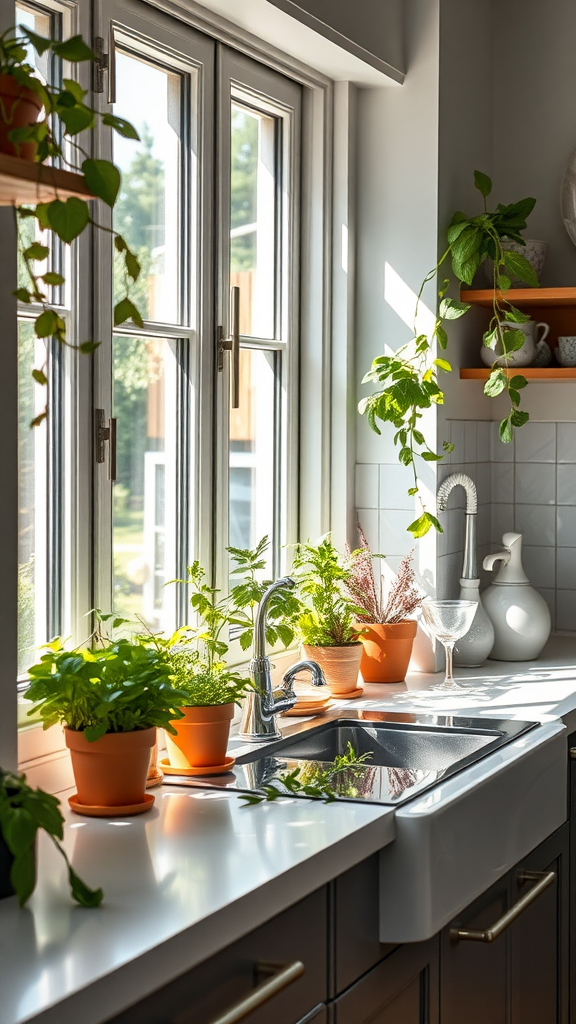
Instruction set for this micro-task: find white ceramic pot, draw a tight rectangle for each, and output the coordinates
[483,239,548,287]
[482,584,551,661]
[556,336,576,367]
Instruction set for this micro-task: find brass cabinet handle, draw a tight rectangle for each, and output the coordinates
[450,870,556,943]
[569,748,576,760]
[174,960,304,1024]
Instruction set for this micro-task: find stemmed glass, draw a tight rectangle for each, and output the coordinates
[420,600,477,691]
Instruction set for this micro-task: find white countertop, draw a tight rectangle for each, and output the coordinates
[0,782,394,1024]
[3,633,576,1024]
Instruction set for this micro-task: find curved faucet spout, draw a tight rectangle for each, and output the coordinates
[436,473,478,580]
[254,577,295,659]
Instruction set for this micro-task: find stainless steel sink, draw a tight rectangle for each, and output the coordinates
[165,711,537,806]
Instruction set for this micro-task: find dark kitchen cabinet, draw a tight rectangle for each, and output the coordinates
[441,824,568,1024]
[567,730,576,1024]
[328,937,439,1024]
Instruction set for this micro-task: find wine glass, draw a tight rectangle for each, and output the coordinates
[420,600,477,690]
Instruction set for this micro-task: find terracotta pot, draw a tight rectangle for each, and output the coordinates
[65,727,155,807]
[166,704,235,769]
[357,620,417,683]
[0,74,43,160]
[301,643,362,695]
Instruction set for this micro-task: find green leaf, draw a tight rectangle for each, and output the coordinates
[32,369,47,386]
[34,309,59,338]
[484,369,508,397]
[407,486,418,496]
[68,864,104,907]
[497,274,511,292]
[114,235,127,252]
[102,113,140,140]
[47,197,90,243]
[447,219,471,245]
[499,415,513,443]
[79,341,100,354]
[23,242,49,261]
[504,304,531,324]
[19,26,52,55]
[408,512,442,539]
[435,324,448,349]
[509,374,527,390]
[10,846,36,906]
[59,104,95,135]
[2,807,37,854]
[14,287,31,303]
[124,249,141,282]
[474,170,492,198]
[502,250,539,287]
[42,272,65,286]
[500,327,526,355]
[399,446,413,466]
[421,451,442,462]
[511,408,529,428]
[62,78,86,102]
[114,297,144,329]
[82,159,120,207]
[434,358,452,372]
[439,297,471,320]
[52,35,95,62]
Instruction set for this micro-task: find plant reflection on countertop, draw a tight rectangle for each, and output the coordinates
[239,742,374,805]
[0,768,103,906]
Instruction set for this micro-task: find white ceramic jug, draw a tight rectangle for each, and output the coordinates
[482,532,551,661]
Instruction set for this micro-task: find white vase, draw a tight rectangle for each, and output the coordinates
[482,532,551,661]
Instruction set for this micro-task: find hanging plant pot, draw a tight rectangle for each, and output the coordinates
[0,74,43,160]
[301,643,362,696]
[356,620,417,683]
[166,704,235,769]
[65,727,155,809]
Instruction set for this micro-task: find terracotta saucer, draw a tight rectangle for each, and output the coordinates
[283,703,332,718]
[159,756,236,777]
[146,766,164,788]
[68,792,155,817]
[331,686,364,700]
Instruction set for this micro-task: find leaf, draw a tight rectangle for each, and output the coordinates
[509,374,527,390]
[19,26,52,55]
[484,370,508,397]
[447,219,471,245]
[474,170,492,198]
[502,250,539,287]
[42,272,65,286]
[114,297,144,329]
[504,304,531,324]
[114,235,127,253]
[500,327,526,355]
[497,274,511,292]
[421,451,442,461]
[399,447,413,466]
[62,78,86,102]
[435,324,448,349]
[68,864,104,907]
[78,341,100,354]
[511,408,529,428]
[30,409,47,428]
[32,369,47,386]
[439,297,471,320]
[408,512,442,538]
[14,288,31,303]
[2,807,37,854]
[59,104,95,135]
[102,113,140,140]
[82,159,120,207]
[499,415,513,443]
[52,35,95,62]
[47,197,90,243]
[10,846,36,906]
[434,358,452,372]
[34,309,59,338]
[124,249,141,282]
[23,242,49,261]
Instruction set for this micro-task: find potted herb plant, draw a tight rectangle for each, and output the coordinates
[345,525,423,684]
[24,635,186,814]
[0,24,142,424]
[292,535,364,697]
[0,767,103,906]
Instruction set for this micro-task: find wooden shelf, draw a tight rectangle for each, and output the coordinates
[460,367,576,380]
[0,153,91,206]
[460,287,576,307]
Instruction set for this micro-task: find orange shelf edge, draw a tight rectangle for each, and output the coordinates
[460,287,576,307]
[0,153,91,206]
[460,367,576,380]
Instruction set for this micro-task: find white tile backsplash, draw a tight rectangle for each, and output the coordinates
[557,508,576,547]
[355,464,379,509]
[379,464,416,510]
[515,504,556,546]
[491,420,514,462]
[476,420,491,461]
[491,462,514,504]
[515,421,557,463]
[556,547,576,590]
[557,464,576,505]
[378,509,415,556]
[464,420,477,463]
[514,463,556,505]
[522,546,556,589]
[556,590,576,632]
[557,423,576,464]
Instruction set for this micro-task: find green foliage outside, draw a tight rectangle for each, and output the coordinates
[0,767,103,907]
[230,107,258,273]
[360,171,537,538]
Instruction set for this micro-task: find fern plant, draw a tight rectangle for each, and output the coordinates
[292,535,363,647]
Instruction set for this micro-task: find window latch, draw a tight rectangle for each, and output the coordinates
[217,285,240,408]
[93,30,116,102]
[95,409,117,481]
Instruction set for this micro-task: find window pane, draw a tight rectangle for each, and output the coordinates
[112,336,179,631]
[230,103,277,340]
[114,52,183,324]
[229,348,277,571]
[18,322,47,675]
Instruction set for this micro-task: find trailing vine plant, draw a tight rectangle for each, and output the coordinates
[0,25,142,426]
[359,171,537,538]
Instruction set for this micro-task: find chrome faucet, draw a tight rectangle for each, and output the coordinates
[238,577,326,742]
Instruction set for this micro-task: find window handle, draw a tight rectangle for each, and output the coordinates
[95,409,117,481]
[217,285,240,409]
[107,24,117,105]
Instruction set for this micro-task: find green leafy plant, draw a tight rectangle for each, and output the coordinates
[292,535,363,647]
[137,627,249,708]
[228,535,300,652]
[24,635,186,740]
[360,171,537,537]
[0,767,103,906]
[0,24,142,426]
[240,742,373,804]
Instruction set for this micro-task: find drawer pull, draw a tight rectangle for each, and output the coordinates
[569,748,576,760]
[176,960,305,1024]
[450,870,556,944]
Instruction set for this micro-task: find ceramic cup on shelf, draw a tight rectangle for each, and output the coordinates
[555,336,576,367]
[483,239,548,288]
[480,320,550,368]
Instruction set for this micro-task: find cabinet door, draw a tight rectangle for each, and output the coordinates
[441,872,510,1024]
[105,886,327,1024]
[329,937,439,1024]
[330,853,397,996]
[510,825,569,1024]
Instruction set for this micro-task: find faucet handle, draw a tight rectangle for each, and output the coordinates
[282,659,326,691]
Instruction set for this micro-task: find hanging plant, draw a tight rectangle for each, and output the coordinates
[0,24,142,426]
[359,171,537,537]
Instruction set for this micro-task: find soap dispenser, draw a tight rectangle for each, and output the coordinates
[482,532,551,661]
